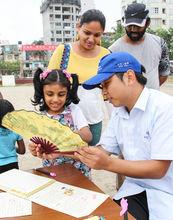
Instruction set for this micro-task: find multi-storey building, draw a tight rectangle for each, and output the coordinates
[121,0,173,30]
[40,0,81,44]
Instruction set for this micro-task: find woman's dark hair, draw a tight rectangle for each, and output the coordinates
[79,9,106,31]
[32,68,80,111]
[0,99,14,127]
[116,65,147,85]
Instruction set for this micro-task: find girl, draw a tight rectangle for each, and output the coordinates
[48,9,110,146]
[29,68,92,178]
[0,99,25,173]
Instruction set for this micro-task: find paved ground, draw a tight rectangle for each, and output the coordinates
[1,81,173,197]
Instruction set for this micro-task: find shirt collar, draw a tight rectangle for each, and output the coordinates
[133,87,149,112]
[117,87,149,118]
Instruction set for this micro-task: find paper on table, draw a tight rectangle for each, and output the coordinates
[0,169,55,198]
[29,181,109,218]
[0,192,32,218]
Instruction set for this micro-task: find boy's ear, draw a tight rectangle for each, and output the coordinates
[124,70,136,85]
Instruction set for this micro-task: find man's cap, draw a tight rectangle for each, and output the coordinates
[82,52,142,90]
[123,3,149,27]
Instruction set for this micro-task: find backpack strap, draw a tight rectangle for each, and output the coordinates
[60,44,71,70]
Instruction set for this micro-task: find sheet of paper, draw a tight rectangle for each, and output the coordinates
[0,169,54,197]
[29,181,109,218]
[0,192,32,218]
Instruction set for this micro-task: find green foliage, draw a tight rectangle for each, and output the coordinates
[101,23,125,48]
[0,61,20,75]
[149,27,173,59]
[112,23,125,41]
[101,38,112,48]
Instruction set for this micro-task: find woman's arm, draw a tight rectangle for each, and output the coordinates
[77,126,92,143]
[16,139,26,154]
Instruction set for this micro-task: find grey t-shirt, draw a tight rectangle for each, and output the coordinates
[109,33,170,90]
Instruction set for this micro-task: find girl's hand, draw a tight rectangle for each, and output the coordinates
[28,142,39,156]
[35,146,62,160]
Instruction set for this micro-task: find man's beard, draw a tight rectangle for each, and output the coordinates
[125,28,146,41]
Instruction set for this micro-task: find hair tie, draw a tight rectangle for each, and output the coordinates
[40,69,51,80]
[63,70,71,79]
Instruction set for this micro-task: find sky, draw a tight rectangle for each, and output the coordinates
[0,0,121,44]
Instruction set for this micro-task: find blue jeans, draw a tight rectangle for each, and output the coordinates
[89,121,102,146]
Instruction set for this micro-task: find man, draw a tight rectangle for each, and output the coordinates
[109,2,170,90]
[75,52,173,220]
[109,2,171,191]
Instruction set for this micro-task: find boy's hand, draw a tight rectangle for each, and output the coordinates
[75,147,110,170]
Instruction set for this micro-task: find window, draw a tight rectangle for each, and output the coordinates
[56,30,61,34]
[55,22,61,27]
[63,15,70,20]
[162,20,166,25]
[49,14,53,21]
[56,38,62,42]
[65,31,70,34]
[55,14,61,19]
[154,7,159,13]
[51,38,55,42]
[64,38,71,43]
[55,6,60,11]
[49,6,53,12]
[64,23,70,27]
[162,8,166,14]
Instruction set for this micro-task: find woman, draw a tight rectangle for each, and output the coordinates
[48,9,110,145]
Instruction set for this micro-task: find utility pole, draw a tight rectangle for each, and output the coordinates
[18,41,24,78]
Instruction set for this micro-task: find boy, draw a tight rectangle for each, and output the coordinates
[75,52,173,220]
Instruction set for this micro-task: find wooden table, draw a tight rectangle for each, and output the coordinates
[1,164,135,220]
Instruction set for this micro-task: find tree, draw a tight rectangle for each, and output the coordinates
[101,23,125,48]
[112,23,125,41]
[0,61,20,75]
[151,28,173,59]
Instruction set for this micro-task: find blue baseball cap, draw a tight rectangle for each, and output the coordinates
[82,51,142,90]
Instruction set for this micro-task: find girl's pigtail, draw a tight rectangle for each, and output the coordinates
[69,74,80,104]
[31,68,45,110]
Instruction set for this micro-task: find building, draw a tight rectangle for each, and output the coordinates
[40,0,81,44]
[0,44,19,62]
[80,0,95,14]
[121,0,173,30]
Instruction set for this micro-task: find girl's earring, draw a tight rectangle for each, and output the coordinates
[97,39,101,46]
[75,34,79,41]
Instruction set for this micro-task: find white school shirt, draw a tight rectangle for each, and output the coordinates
[99,87,173,220]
